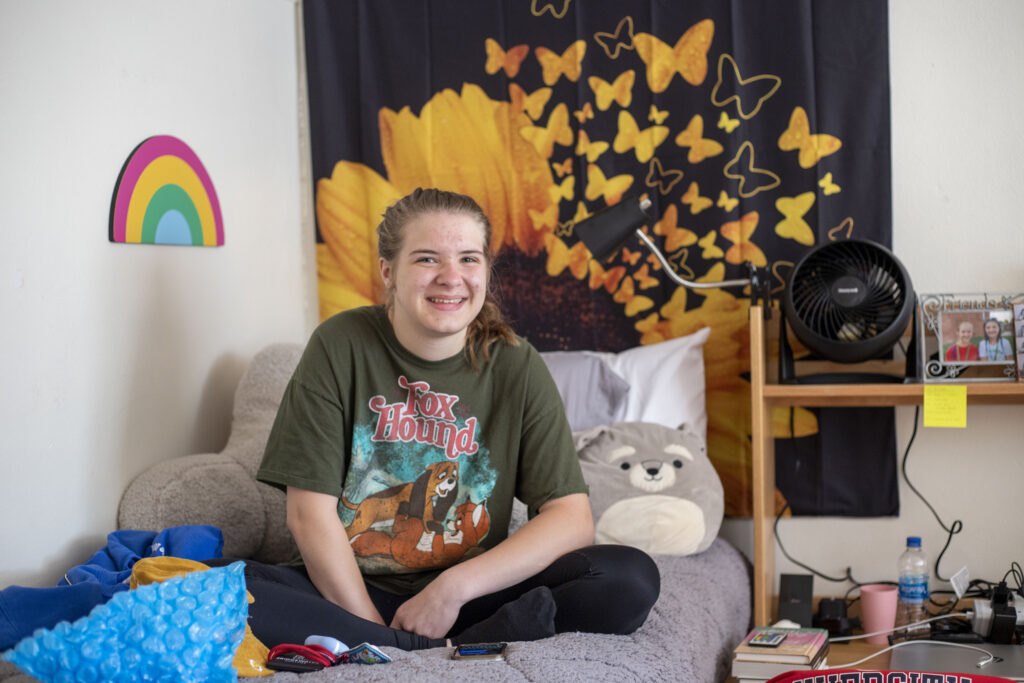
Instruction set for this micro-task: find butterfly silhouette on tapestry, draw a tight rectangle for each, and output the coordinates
[710,53,781,120]
[594,16,635,59]
[485,39,528,78]
[536,40,586,86]
[675,115,723,164]
[586,163,633,204]
[614,110,669,163]
[819,172,841,196]
[588,71,635,110]
[576,131,609,163]
[653,204,697,252]
[520,103,572,158]
[645,157,684,195]
[721,211,766,266]
[778,106,842,168]
[775,191,816,246]
[723,142,781,198]
[681,181,713,215]
[633,19,714,92]
[508,83,552,121]
[717,111,740,133]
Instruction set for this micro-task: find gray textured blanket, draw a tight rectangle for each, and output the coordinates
[0,539,750,683]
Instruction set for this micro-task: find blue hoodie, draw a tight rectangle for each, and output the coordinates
[0,525,223,651]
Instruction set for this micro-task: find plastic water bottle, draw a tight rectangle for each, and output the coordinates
[895,536,929,633]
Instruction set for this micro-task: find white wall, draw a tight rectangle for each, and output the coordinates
[722,0,1024,600]
[0,0,316,587]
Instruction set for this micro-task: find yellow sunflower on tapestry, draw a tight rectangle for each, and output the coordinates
[315,83,559,319]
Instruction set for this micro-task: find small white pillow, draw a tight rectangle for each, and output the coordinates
[587,328,710,439]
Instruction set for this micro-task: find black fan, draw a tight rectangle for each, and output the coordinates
[780,239,916,383]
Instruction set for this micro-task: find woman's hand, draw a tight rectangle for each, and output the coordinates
[389,574,463,638]
[286,487,386,625]
[392,493,593,638]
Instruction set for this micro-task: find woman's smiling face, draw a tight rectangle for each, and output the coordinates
[985,319,1000,341]
[380,210,488,360]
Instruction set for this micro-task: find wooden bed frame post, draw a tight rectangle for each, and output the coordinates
[748,304,775,626]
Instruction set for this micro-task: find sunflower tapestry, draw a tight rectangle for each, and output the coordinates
[303,0,896,518]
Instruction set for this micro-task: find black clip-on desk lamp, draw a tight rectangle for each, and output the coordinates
[575,196,919,384]
[574,195,773,317]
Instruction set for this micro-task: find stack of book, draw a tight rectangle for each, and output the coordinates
[731,626,829,682]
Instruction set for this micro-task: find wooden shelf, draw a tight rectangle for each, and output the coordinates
[763,381,1024,407]
[748,305,1024,627]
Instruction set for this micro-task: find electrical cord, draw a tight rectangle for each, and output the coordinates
[773,500,858,584]
[776,404,1021,613]
[931,579,1002,615]
[777,404,962,591]
[1002,562,1024,594]
[771,402,920,590]
[770,409,860,586]
[829,638,997,670]
[829,611,971,643]
[900,405,963,583]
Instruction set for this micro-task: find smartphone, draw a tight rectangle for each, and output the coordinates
[451,642,507,661]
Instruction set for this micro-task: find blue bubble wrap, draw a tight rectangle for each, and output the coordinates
[2,561,247,683]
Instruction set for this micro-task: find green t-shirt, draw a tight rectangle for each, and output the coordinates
[257,305,587,593]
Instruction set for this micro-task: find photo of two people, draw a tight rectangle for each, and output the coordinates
[1015,304,1024,379]
[940,310,1015,364]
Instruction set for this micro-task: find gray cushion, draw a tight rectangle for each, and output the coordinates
[117,343,303,563]
[539,350,630,431]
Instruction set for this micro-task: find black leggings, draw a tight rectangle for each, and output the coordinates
[214,544,659,650]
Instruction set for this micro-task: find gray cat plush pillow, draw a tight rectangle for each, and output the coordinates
[575,421,723,556]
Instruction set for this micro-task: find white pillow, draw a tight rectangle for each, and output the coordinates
[587,327,710,440]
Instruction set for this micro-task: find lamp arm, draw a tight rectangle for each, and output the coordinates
[633,229,752,290]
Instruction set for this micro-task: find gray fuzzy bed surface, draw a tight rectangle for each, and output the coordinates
[0,538,751,683]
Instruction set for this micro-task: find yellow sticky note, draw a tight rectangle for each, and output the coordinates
[923,385,967,428]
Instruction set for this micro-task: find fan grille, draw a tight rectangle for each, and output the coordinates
[784,240,913,363]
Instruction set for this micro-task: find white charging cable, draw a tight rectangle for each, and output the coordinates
[828,611,973,643]
[829,639,997,670]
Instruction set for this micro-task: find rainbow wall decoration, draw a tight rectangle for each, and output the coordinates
[109,135,224,246]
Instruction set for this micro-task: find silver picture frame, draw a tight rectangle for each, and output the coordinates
[918,292,1024,383]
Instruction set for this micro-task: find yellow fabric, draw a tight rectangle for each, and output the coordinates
[130,557,274,677]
